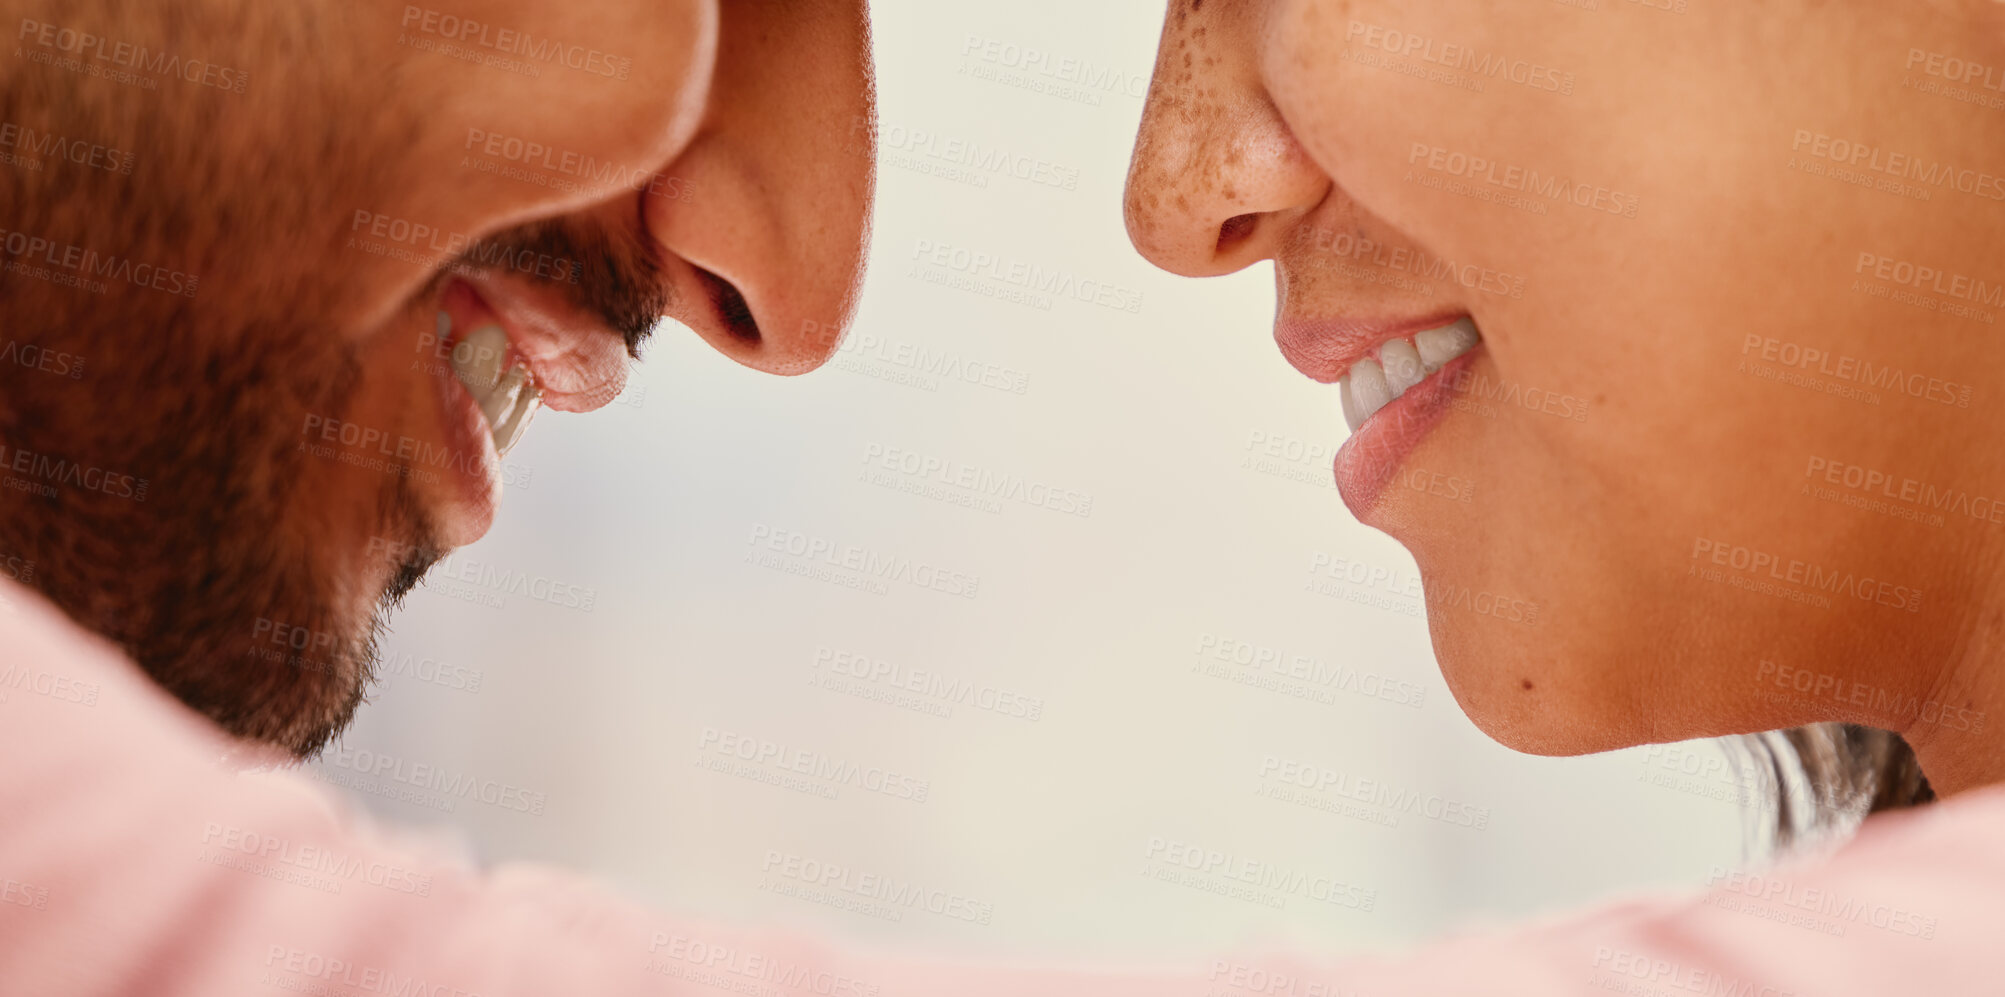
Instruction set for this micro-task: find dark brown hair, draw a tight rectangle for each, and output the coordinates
[1742,724,1935,848]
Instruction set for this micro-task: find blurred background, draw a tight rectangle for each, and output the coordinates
[312,0,1755,963]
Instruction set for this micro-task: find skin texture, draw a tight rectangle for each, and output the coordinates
[1125,0,2005,795]
[0,0,874,755]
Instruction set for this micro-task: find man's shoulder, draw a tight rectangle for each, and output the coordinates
[0,576,231,764]
[0,576,130,682]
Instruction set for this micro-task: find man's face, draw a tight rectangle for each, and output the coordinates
[1124,1,2004,753]
[0,0,875,755]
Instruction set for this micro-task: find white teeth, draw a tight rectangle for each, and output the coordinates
[1335,318,1482,433]
[1414,318,1481,373]
[443,314,541,457]
[1378,339,1426,398]
[1340,357,1390,433]
[451,323,510,394]
[487,364,539,454]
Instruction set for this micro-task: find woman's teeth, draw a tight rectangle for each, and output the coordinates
[438,311,541,456]
[1338,318,1481,432]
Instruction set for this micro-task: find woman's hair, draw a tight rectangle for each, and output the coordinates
[1741,724,1935,848]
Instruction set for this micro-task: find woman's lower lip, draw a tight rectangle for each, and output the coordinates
[1333,349,1479,519]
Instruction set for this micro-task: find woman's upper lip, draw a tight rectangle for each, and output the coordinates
[454,273,631,413]
[1273,310,1470,384]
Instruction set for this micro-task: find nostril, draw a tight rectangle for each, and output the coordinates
[694,266,761,345]
[1216,212,1259,255]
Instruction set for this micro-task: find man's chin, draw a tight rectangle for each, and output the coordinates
[138,514,444,760]
[148,607,382,760]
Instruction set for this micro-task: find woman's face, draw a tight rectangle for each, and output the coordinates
[1125,0,2005,756]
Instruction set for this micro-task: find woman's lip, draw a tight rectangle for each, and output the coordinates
[1275,311,1470,384]
[1334,348,1480,519]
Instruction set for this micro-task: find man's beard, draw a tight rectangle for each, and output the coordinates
[3,0,671,754]
[0,216,665,758]
[0,304,399,755]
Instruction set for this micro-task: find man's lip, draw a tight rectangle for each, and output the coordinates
[423,318,503,550]
[1274,310,1471,384]
[443,274,630,412]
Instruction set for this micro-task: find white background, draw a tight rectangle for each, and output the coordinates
[312,0,1754,964]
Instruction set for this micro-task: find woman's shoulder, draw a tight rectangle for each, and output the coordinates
[1247,789,2005,997]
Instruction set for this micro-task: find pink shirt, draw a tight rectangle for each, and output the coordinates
[0,576,1989,995]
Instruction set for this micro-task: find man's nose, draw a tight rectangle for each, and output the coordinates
[1123,2,1327,278]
